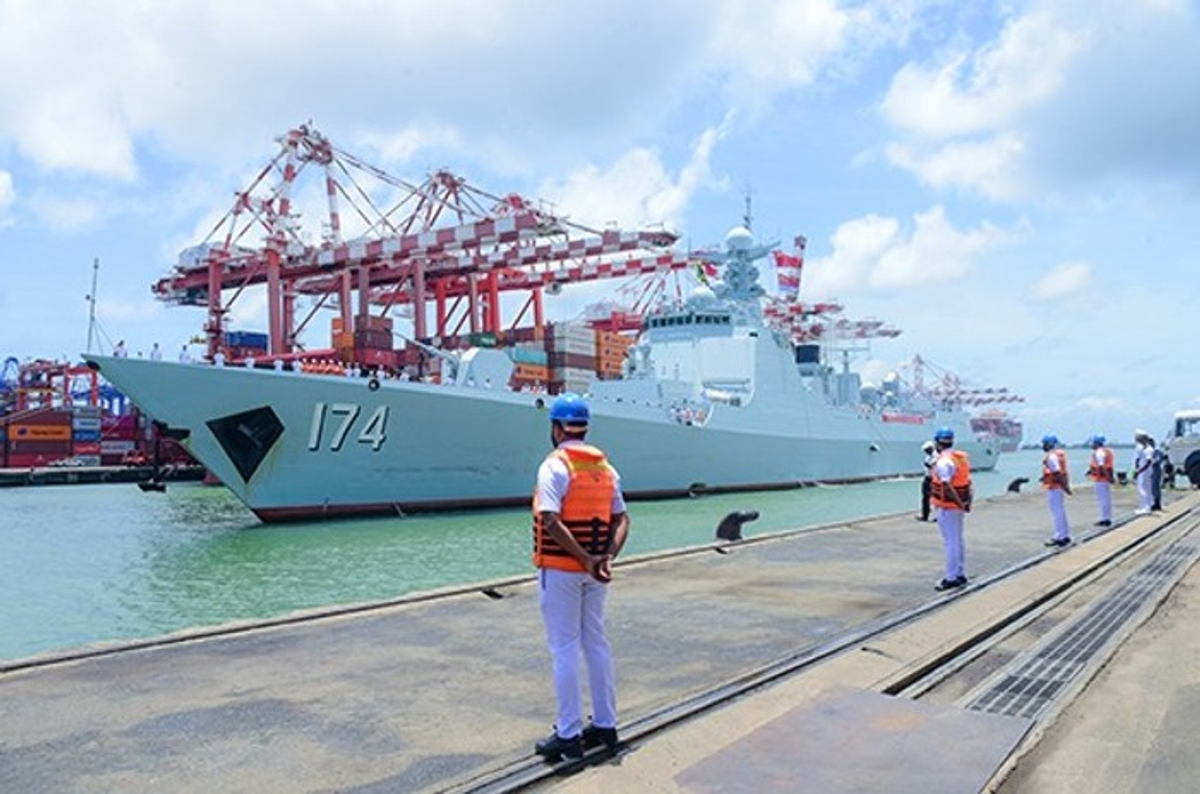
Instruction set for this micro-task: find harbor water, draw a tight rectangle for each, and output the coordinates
[0,448,1114,662]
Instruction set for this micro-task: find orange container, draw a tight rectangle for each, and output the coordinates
[10,424,72,442]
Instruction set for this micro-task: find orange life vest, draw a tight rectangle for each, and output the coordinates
[1042,449,1069,489]
[930,449,972,510]
[1087,446,1115,483]
[532,444,616,572]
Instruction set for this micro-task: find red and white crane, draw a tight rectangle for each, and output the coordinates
[153,124,688,359]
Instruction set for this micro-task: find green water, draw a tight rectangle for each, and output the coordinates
[0,448,1092,662]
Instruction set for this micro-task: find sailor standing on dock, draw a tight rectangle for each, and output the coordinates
[532,393,630,762]
[1041,434,1073,546]
[929,427,972,591]
[1133,431,1155,514]
[917,440,936,522]
[1087,434,1115,526]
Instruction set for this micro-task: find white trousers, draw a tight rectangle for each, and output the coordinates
[1094,481,1112,523]
[1136,469,1154,511]
[1047,488,1070,540]
[936,507,965,580]
[539,568,616,738]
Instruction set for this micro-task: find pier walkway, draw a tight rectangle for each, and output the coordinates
[2,483,1198,793]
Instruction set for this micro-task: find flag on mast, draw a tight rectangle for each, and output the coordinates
[773,235,806,299]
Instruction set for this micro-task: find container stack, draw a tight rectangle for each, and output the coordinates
[546,323,596,395]
[507,345,550,390]
[71,406,103,466]
[349,315,395,370]
[100,413,139,465]
[3,408,73,467]
[594,330,634,380]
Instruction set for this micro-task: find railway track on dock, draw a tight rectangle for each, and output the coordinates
[437,502,1200,794]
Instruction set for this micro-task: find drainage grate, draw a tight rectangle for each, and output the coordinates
[966,542,1199,720]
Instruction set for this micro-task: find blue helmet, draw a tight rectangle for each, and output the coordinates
[1092,433,1106,447]
[1042,434,1058,447]
[549,392,589,428]
[933,426,954,442]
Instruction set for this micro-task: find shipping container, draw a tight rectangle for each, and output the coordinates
[468,331,499,348]
[9,425,72,442]
[74,455,102,467]
[548,352,598,371]
[7,439,74,455]
[353,330,393,350]
[226,331,270,349]
[100,440,138,455]
[72,429,102,442]
[511,363,551,381]
[354,314,394,333]
[508,346,549,366]
[72,416,103,431]
[546,337,596,357]
[5,408,73,426]
[73,441,102,455]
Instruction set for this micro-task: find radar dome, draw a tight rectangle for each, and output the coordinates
[724,225,754,252]
[686,284,717,308]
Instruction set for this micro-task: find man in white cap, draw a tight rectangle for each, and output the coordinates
[1133,431,1155,514]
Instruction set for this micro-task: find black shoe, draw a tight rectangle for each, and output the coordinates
[582,723,619,750]
[1044,537,1071,548]
[535,731,583,761]
[1094,520,1112,527]
[935,576,966,591]
[916,515,929,522]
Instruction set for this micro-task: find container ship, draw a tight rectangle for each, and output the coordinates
[82,125,1001,521]
[971,409,1024,454]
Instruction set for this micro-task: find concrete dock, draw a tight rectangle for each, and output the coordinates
[1,482,1197,793]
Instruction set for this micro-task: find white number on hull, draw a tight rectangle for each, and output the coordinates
[307,403,389,452]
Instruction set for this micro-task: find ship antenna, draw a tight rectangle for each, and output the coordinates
[743,189,753,231]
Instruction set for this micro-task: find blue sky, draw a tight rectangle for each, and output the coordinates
[1,0,1197,446]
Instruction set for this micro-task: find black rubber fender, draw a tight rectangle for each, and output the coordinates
[367,377,381,391]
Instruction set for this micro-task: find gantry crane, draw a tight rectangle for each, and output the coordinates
[152,124,691,359]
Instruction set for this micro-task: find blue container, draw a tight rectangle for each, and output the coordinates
[226,331,269,350]
[72,429,102,442]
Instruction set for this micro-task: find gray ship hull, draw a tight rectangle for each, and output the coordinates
[84,355,997,522]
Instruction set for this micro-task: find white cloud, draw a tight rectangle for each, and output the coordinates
[1031,261,1091,301]
[537,117,732,233]
[0,1,922,184]
[0,170,14,226]
[878,0,1200,206]
[805,205,1015,294]
[27,192,104,233]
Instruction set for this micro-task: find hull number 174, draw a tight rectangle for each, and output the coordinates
[308,403,389,452]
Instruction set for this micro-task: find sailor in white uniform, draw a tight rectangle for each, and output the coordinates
[1133,431,1154,514]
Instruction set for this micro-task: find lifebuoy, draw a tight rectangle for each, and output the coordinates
[368,377,380,391]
